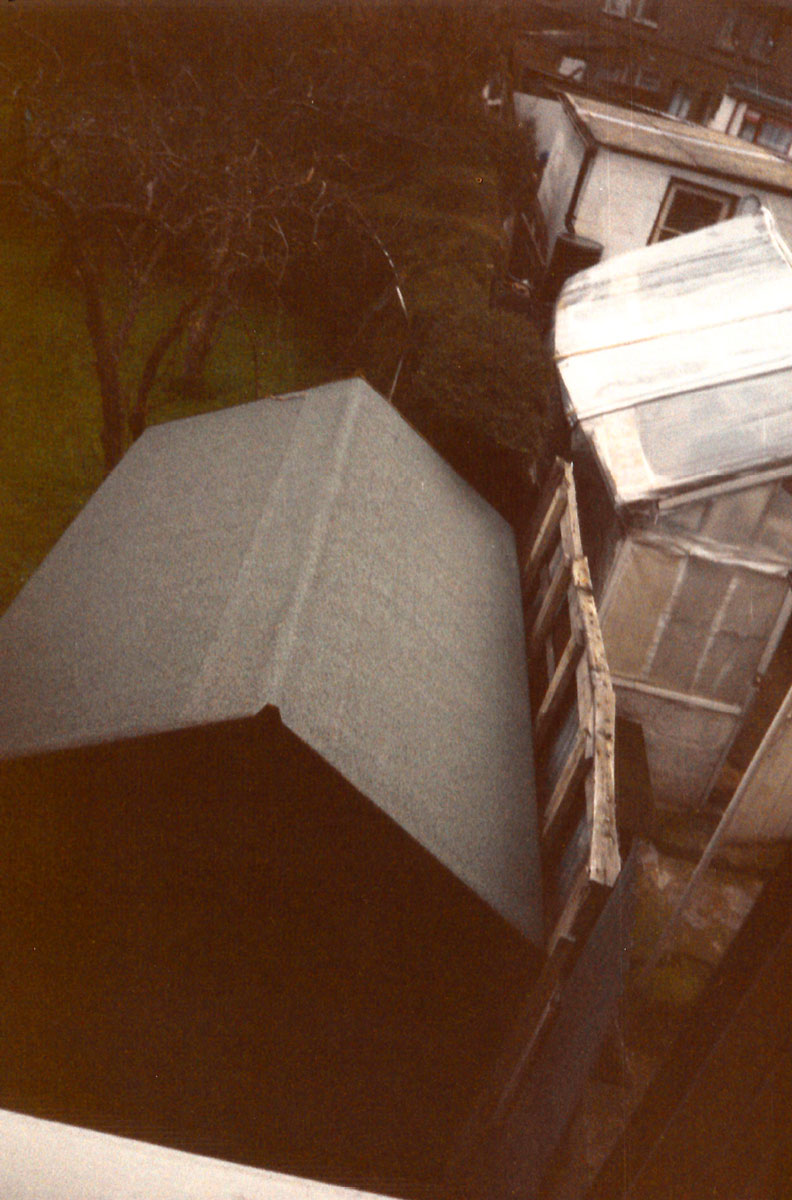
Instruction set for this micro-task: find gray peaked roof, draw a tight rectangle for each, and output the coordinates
[0,378,540,942]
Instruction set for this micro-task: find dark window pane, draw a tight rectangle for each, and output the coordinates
[664,189,727,234]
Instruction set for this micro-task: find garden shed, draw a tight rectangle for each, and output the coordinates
[0,378,541,1193]
[510,89,792,318]
[554,210,792,808]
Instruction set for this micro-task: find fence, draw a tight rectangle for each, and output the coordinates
[523,457,620,956]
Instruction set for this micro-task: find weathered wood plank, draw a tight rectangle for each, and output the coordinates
[558,460,585,563]
[588,674,620,890]
[529,556,572,661]
[522,462,567,596]
[535,633,585,751]
[575,651,594,751]
[572,558,610,677]
[518,455,621,1050]
[546,859,590,958]
[543,727,588,846]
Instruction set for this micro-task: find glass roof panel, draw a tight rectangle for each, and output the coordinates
[556,211,792,505]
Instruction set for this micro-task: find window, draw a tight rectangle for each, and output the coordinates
[739,109,792,155]
[633,0,662,25]
[715,6,744,51]
[650,180,737,243]
[738,107,762,141]
[602,0,630,16]
[558,56,588,82]
[593,60,631,88]
[634,66,663,92]
[757,119,792,155]
[748,14,780,59]
[693,92,717,124]
[716,6,782,58]
[667,83,693,119]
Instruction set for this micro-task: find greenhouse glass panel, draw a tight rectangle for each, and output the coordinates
[599,540,684,680]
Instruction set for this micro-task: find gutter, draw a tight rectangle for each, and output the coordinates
[602,141,792,197]
[561,95,599,234]
[557,90,792,196]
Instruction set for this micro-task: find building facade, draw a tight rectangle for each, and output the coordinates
[514,1,792,154]
[504,88,792,320]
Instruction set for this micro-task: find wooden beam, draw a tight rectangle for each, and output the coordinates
[523,480,566,596]
[558,461,585,563]
[542,727,588,846]
[535,632,585,751]
[529,554,572,662]
[588,675,620,890]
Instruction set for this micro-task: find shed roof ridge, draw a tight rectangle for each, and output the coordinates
[266,386,364,706]
[178,387,364,725]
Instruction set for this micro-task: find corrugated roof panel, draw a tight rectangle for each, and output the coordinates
[556,211,792,506]
[587,370,792,506]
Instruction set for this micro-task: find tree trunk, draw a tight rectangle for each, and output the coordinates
[129,295,203,442]
[74,261,126,472]
[97,360,127,474]
[181,289,227,392]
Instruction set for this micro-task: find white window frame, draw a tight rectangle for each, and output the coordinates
[738,108,792,155]
[667,83,693,120]
[649,179,737,243]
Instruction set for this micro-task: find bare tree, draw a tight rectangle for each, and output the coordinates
[1,10,399,471]
[1,1,548,496]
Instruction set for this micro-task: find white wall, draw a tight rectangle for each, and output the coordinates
[514,91,792,261]
[573,148,792,256]
[0,1110,394,1200]
[514,93,587,249]
[710,94,739,133]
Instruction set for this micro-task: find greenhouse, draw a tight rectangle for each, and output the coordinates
[554,210,792,805]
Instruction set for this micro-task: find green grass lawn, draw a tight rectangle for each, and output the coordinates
[0,224,329,614]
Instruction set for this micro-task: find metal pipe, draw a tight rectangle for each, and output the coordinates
[563,100,598,235]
